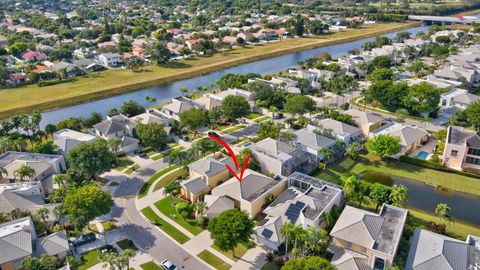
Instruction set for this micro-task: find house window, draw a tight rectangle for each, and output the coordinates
[466,156,480,165]
[442,99,447,106]
[346,241,353,249]
[468,148,480,157]
[450,150,458,157]
[373,257,386,270]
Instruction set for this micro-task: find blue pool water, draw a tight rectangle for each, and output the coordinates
[416,151,429,160]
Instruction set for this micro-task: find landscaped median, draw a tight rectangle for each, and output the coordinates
[154,196,204,235]
[140,206,190,244]
[197,250,232,270]
[138,165,179,198]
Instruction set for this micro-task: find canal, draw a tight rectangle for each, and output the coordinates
[361,171,480,227]
[39,25,430,128]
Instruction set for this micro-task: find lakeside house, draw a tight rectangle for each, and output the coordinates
[442,125,480,174]
[292,129,341,164]
[93,114,139,153]
[53,128,97,155]
[307,118,365,146]
[370,123,430,157]
[345,109,387,136]
[330,204,408,270]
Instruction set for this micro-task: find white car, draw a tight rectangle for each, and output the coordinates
[160,260,178,270]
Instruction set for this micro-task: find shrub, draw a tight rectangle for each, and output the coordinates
[425,221,446,234]
[175,201,192,215]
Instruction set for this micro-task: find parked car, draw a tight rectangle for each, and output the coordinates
[138,152,148,159]
[160,260,178,270]
[208,131,220,137]
[72,233,96,247]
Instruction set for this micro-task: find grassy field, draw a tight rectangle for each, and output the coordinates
[154,196,204,235]
[138,165,179,198]
[0,22,419,119]
[197,250,232,270]
[116,239,138,251]
[314,154,480,196]
[139,262,162,270]
[141,206,190,244]
[211,244,249,262]
[153,168,183,191]
[78,249,101,270]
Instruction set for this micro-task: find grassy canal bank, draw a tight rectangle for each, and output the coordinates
[0,22,419,119]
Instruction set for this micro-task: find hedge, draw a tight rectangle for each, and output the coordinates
[398,155,480,180]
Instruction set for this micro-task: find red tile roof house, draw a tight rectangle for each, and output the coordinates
[21,51,47,62]
[167,28,182,35]
[9,73,27,84]
[186,38,205,50]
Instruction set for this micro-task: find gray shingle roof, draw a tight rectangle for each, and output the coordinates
[0,230,32,264]
[181,177,209,194]
[294,129,336,150]
[34,230,69,257]
[0,191,45,213]
[188,157,227,177]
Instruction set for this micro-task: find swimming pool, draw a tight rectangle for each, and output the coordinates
[416,151,429,160]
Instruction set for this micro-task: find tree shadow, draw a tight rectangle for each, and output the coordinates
[117,223,156,251]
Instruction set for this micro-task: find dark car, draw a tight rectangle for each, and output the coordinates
[72,233,96,247]
[138,152,148,159]
[208,131,220,137]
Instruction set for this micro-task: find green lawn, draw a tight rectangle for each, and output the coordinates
[141,207,190,244]
[154,197,203,235]
[139,261,162,270]
[151,147,185,161]
[138,165,179,198]
[78,249,101,270]
[216,124,234,131]
[245,112,261,119]
[153,169,184,191]
[116,239,138,251]
[114,157,134,171]
[313,155,480,196]
[125,164,141,175]
[261,262,280,270]
[220,125,246,135]
[197,250,232,270]
[254,116,271,123]
[102,221,116,231]
[211,244,249,261]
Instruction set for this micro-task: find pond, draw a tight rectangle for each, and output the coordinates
[360,171,480,227]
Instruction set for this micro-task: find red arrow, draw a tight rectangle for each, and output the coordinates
[208,134,250,183]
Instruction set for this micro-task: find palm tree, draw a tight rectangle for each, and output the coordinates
[346,142,361,160]
[180,86,188,96]
[435,203,452,224]
[145,96,157,106]
[304,227,329,256]
[53,205,65,229]
[118,249,136,270]
[280,223,295,258]
[342,176,357,203]
[194,201,207,218]
[389,184,408,208]
[319,148,334,169]
[168,149,188,167]
[14,164,36,182]
[292,225,306,257]
[36,208,49,225]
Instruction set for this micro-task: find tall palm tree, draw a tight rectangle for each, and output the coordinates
[435,203,452,224]
[342,176,357,202]
[319,148,335,169]
[180,86,188,96]
[53,205,65,229]
[304,227,329,256]
[280,223,295,258]
[14,164,36,182]
[389,184,408,208]
[36,208,49,225]
[145,96,157,106]
[194,201,207,218]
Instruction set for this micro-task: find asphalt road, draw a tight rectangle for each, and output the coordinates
[108,158,210,270]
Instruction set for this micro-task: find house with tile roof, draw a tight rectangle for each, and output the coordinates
[254,172,343,250]
[370,122,430,157]
[345,109,387,136]
[161,97,199,121]
[329,204,407,270]
[292,129,341,164]
[439,88,480,110]
[247,138,312,176]
[307,118,365,146]
[0,217,69,270]
[442,125,480,174]
[53,129,97,155]
[405,228,480,270]
[93,114,139,153]
[210,169,286,218]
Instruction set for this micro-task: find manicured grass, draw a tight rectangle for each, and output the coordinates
[125,164,141,175]
[141,206,190,244]
[154,196,203,235]
[116,239,138,251]
[216,124,234,131]
[211,244,249,261]
[101,221,116,231]
[245,112,261,119]
[151,147,185,161]
[78,249,101,270]
[254,115,271,123]
[139,261,162,270]
[220,125,246,134]
[261,262,280,270]
[152,169,183,192]
[313,155,480,196]
[0,22,419,118]
[114,157,134,172]
[197,250,232,270]
[138,165,179,198]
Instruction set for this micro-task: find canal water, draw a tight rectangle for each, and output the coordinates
[361,171,480,227]
[38,25,430,128]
